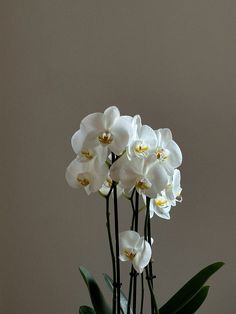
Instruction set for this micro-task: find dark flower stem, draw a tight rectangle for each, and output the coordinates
[133,191,139,314]
[140,273,144,314]
[105,186,116,314]
[127,268,134,314]
[127,189,136,314]
[145,197,159,314]
[112,153,121,314]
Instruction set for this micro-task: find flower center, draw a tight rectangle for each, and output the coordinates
[124,249,136,261]
[81,150,93,160]
[155,148,168,161]
[135,179,151,190]
[135,145,149,154]
[155,198,168,208]
[105,177,113,188]
[98,131,113,145]
[77,177,90,186]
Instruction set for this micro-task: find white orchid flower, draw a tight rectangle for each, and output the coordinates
[165,169,183,206]
[110,153,168,198]
[119,231,152,273]
[65,158,108,195]
[143,169,182,219]
[72,106,133,156]
[71,129,108,164]
[143,192,172,219]
[154,128,182,175]
[127,115,157,159]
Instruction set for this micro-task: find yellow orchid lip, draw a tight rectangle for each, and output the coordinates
[81,150,93,160]
[124,249,136,261]
[155,198,168,207]
[155,148,168,160]
[135,180,151,190]
[77,177,90,186]
[98,131,113,145]
[134,145,149,154]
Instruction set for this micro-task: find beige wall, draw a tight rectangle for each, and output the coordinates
[1,1,236,313]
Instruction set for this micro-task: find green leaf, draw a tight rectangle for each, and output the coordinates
[176,286,210,314]
[160,262,224,314]
[79,305,96,314]
[103,273,133,314]
[79,266,112,314]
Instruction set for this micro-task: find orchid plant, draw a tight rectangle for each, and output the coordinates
[66,106,223,314]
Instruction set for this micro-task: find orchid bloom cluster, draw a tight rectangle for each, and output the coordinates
[66,106,182,274]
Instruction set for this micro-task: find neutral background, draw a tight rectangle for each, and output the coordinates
[1,1,235,313]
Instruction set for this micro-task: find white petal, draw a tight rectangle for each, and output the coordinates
[147,162,168,195]
[163,162,175,176]
[109,116,133,155]
[167,141,182,168]
[71,129,83,154]
[103,106,120,130]
[90,161,109,192]
[165,184,175,201]
[99,184,110,196]
[148,199,156,218]
[153,205,171,220]
[135,236,145,251]
[121,159,144,190]
[172,169,182,200]
[65,159,90,188]
[119,254,129,262]
[133,115,142,132]
[81,112,104,133]
[110,155,141,189]
[133,240,152,273]
[94,145,109,164]
[119,231,140,251]
[82,130,100,149]
[160,128,173,146]
[110,154,129,183]
[139,125,157,148]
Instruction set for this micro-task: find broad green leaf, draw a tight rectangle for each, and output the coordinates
[176,286,210,314]
[79,305,96,314]
[103,273,133,314]
[160,262,224,314]
[79,266,112,314]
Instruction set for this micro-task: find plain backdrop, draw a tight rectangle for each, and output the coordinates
[1,1,236,313]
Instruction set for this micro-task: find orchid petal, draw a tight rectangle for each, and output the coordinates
[103,106,120,130]
[167,141,182,168]
[148,163,168,195]
[119,231,140,250]
[133,240,152,273]
[81,112,104,133]
[159,128,173,147]
[110,116,132,155]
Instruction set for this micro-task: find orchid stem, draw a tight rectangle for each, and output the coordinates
[140,273,144,314]
[112,153,121,314]
[128,189,136,314]
[127,268,134,314]
[132,191,139,314]
[105,187,116,314]
[145,197,159,314]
